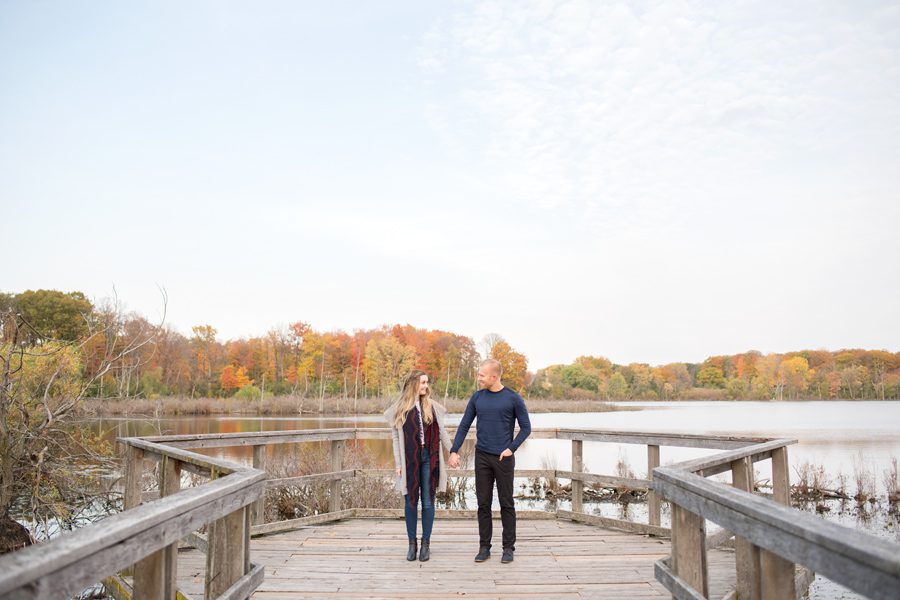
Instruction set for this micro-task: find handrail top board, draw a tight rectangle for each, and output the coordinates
[131,427,775,450]
[670,438,797,476]
[118,436,252,474]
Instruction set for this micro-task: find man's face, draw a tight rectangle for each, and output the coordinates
[477,366,497,389]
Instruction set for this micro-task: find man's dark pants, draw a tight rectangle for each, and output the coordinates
[474,449,516,551]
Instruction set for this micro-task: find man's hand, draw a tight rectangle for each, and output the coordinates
[395,468,401,477]
[498,448,513,461]
[449,452,460,468]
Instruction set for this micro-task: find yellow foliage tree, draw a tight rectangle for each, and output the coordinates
[364,336,416,396]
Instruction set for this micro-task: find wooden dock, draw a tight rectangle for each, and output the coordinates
[3,427,897,600]
[175,517,739,599]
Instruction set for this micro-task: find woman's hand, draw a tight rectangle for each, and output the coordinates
[395,468,402,477]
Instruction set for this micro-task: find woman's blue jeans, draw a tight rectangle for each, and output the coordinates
[405,447,434,542]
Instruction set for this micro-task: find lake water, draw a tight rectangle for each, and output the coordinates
[90,400,900,492]
[86,400,899,600]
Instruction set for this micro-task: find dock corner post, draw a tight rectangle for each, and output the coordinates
[671,503,709,599]
[571,439,583,513]
[732,457,761,600]
[331,439,345,513]
[206,502,248,599]
[647,444,661,527]
[134,455,181,600]
[760,447,796,600]
[123,444,144,579]
[252,444,267,525]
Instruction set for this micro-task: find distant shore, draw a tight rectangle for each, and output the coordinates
[76,395,897,418]
[78,395,638,416]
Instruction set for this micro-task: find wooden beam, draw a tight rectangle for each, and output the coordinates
[760,446,796,600]
[646,444,662,528]
[330,440,345,513]
[206,505,247,600]
[571,439,583,513]
[654,558,709,600]
[671,504,708,599]
[251,445,267,526]
[557,509,670,537]
[674,439,797,478]
[556,470,650,490]
[733,458,760,600]
[267,470,354,488]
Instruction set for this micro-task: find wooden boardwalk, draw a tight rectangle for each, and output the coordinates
[175,518,739,599]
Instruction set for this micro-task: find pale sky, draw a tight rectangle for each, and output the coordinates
[2,1,899,369]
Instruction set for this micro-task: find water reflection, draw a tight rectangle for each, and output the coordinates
[84,400,900,495]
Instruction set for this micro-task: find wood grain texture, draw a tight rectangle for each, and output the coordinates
[177,518,739,600]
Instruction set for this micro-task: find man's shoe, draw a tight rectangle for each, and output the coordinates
[501,549,514,563]
[407,540,418,561]
[419,539,430,562]
[474,547,491,562]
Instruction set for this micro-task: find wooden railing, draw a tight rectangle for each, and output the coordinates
[1,426,897,600]
[0,438,266,600]
[652,439,900,600]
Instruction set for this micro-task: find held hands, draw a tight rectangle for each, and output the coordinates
[498,448,513,461]
[449,452,460,468]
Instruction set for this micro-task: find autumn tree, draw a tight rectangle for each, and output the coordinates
[220,364,252,392]
[490,340,528,392]
[0,294,162,547]
[364,336,416,396]
[190,325,218,397]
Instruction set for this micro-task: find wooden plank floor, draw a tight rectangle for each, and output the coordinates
[176,518,737,599]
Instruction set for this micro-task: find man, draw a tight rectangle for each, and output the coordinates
[449,359,531,564]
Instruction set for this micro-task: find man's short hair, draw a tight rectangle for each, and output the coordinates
[481,358,503,377]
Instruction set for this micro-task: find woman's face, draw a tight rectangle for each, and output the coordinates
[417,374,429,397]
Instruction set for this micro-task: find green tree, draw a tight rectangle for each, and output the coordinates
[697,365,726,388]
[607,372,628,400]
[15,290,94,343]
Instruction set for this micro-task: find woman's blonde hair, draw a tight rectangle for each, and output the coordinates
[393,369,434,430]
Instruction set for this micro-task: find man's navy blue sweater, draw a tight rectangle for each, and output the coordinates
[450,387,531,455]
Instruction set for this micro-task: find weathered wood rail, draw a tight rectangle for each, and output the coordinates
[0,437,266,600]
[652,437,900,600]
[0,426,897,599]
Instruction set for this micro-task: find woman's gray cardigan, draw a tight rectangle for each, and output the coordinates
[383,401,453,496]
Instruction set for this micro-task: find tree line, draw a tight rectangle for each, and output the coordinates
[0,289,529,401]
[532,349,900,400]
[2,289,897,403]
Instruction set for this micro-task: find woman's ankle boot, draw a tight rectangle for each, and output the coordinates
[419,539,430,561]
[407,539,418,561]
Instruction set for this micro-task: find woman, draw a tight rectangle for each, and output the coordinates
[384,369,452,562]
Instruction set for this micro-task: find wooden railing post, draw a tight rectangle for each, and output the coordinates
[206,507,248,600]
[733,457,761,600]
[123,445,144,579]
[134,455,181,600]
[330,440,345,513]
[251,444,267,525]
[647,445,661,527]
[671,503,708,599]
[571,439,583,513]
[760,447,796,600]
[206,466,248,600]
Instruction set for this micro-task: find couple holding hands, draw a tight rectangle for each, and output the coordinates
[384,359,532,563]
